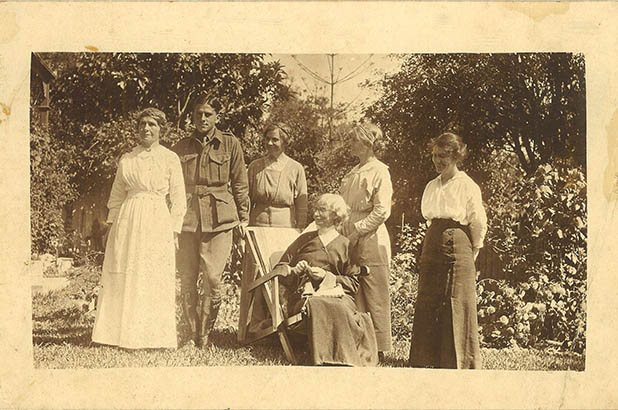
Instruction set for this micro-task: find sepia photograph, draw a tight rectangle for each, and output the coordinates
[30,51,586,370]
[2,2,618,409]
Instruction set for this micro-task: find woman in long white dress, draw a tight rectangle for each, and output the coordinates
[92,108,186,349]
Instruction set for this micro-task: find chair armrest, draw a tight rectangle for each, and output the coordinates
[248,270,284,292]
[360,266,370,276]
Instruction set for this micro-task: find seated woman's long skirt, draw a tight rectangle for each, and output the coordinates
[409,219,481,369]
[305,295,378,366]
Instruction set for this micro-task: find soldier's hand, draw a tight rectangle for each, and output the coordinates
[237,222,249,239]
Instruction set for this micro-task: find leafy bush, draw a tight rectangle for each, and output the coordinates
[389,223,426,342]
[485,156,587,285]
[477,275,586,353]
[478,156,586,352]
[30,124,78,254]
[63,263,102,301]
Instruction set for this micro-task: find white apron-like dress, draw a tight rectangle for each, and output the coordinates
[92,143,186,349]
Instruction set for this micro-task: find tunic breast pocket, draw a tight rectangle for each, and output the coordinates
[207,151,231,184]
[180,153,198,184]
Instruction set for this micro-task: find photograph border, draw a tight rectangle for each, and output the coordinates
[1,2,617,409]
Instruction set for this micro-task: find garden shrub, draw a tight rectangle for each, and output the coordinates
[30,124,77,255]
[477,275,586,352]
[484,156,587,285]
[389,223,426,342]
[479,156,587,352]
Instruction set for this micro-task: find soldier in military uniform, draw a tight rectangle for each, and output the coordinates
[172,94,250,347]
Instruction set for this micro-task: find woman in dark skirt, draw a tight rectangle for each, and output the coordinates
[273,194,378,366]
[409,132,487,369]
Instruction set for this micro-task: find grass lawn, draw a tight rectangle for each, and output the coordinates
[33,323,584,370]
[32,271,585,370]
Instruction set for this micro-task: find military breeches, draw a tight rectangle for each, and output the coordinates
[177,229,234,304]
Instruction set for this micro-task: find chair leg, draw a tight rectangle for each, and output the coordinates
[278,329,297,365]
[237,255,255,343]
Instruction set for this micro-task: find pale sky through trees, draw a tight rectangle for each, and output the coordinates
[267,54,404,120]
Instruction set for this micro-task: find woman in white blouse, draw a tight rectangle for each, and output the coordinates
[340,122,393,357]
[409,132,487,369]
[92,108,186,349]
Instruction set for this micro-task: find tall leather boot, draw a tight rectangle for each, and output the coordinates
[197,296,221,348]
[181,293,198,345]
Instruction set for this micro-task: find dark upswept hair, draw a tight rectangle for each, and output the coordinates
[192,92,223,113]
[428,132,468,164]
[263,122,293,146]
[136,107,167,132]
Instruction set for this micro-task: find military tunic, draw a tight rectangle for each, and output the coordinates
[172,128,249,305]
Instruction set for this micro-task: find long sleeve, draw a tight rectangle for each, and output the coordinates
[294,164,309,228]
[247,159,257,208]
[327,236,360,296]
[353,166,393,235]
[106,158,128,224]
[334,262,360,295]
[466,182,488,248]
[230,139,250,224]
[272,234,306,285]
[168,152,187,233]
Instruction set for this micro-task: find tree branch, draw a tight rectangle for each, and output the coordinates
[176,90,194,131]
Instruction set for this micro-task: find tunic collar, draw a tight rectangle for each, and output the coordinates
[192,128,223,145]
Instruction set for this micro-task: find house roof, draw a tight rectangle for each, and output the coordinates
[32,52,56,82]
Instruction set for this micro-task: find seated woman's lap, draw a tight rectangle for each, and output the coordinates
[304,295,378,366]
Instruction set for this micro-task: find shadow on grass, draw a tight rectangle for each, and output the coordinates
[33,325,93,347]
[207,327,311,366]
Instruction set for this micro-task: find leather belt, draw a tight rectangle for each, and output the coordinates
[185,184,228,195]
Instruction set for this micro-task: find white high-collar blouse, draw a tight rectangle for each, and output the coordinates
[421,170,487,248]
[106,143,186,233]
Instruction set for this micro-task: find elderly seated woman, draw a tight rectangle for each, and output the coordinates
[271,193,379,366]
